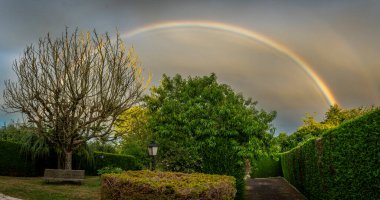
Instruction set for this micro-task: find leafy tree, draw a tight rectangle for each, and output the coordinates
[115,106,150,142]
[144,74,276,199]
[0,122,34,143]
[115,106,152,167]
[2,29,148,169]
[277,104,378,152]
[323,104,377,125]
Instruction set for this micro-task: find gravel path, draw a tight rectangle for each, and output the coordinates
[246,177,307,200]
[0,193,22,200]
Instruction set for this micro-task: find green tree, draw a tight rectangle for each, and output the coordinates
[2,29,148,169]
[115,106,152,167]
[323,104,377,125]
[0,123,32,143]
[144,74,276,199]
[278,104,378,152]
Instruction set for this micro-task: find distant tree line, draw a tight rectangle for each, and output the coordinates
[274,104,378,152]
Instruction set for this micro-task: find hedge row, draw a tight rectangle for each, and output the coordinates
[281,109,380,199]
[77,151,141,175]
[0,141,140,176]
[0,140,37,176]
[101,170,236,200]
[251,155,282,178]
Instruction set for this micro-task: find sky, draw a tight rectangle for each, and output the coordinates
[0,0,379,133]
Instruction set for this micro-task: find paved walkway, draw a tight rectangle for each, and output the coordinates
[0,193,21,200]
[246,177,307,200]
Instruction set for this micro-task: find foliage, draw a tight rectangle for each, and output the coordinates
[97,166,124,175]
[0,176,100,200]
[78,151,141,176]
[87,140,118,154]
[0,140,37,176]
[276,105,378,152]
[199,137,246,199]
[2,28,148,169]
[115,106,150,139]
[119,140,151,169]
[0,137,139,176]
[101,170,236,200]
[115,106,152,168]
[250,155,282,178]
[144,74,276,199]
[0,123,33,143]
[280,109,380,199]
[323,104,377,125]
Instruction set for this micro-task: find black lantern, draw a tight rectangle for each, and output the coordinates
[148,140,158,170]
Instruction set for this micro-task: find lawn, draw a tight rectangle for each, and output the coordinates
[0,176,100,200]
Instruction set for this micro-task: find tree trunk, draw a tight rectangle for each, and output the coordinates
[245,159,251,179]
[57,156,62,169]
[65,151,73,170]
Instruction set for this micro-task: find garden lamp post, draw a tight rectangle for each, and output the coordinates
[148,140,158,170]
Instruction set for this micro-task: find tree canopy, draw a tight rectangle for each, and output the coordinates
[144,74,276,198]
[276,104,378,152]
[2,29,148,169]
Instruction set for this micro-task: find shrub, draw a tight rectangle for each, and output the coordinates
[281,109,380,199]
[251,155,282,178]
[78,151,141,175]
[101,170,236,200]
[199,138,246,200]
[97,166,124,175]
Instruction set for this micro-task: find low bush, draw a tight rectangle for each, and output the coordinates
[101,170,236,200]
[251,155,282,178]
[97,166,124,175]
[281,109,380,199]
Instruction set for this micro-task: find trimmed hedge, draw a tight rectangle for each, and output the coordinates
[251,155,282,178]
[0,141,140,176]
[0,140,37,176]
[281,109,380,199]
[78,151,141,175]
[101,170,236,200]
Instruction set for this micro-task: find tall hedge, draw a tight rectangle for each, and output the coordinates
[0,140,37,176]
[0,141,140,176]
[77,151,141,175]
[251,155,282,178]
[281,109,380,199]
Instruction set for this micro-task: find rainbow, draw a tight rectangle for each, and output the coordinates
[122,20,338,106]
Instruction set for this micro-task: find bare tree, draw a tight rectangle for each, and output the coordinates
[2,29,148,169]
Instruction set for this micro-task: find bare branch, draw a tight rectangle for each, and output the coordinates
[2,28,148,169]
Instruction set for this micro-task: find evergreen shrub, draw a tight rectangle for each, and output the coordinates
[79,151,141,175]
[0,140,37,176]
[101,170,236,200]
[0,141,140,177]
[250,155,282,178]
[200,138,245,200]
[281,109,380,199]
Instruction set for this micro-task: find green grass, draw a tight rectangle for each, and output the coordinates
[0,176,100,200]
